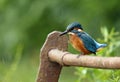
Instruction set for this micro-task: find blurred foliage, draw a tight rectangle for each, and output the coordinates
[99,27,120,56]
[2,44,23,82]
[0,0,120,82]
[75,27,120,82]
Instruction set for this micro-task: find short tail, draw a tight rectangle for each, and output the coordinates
[97,43,107,51]
[98,44,107,48]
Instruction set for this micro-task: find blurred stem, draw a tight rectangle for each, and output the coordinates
[2,44,23,82]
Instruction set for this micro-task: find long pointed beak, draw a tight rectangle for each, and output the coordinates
[59,30,68,36]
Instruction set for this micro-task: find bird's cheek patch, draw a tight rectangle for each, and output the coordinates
[68,32,75,35]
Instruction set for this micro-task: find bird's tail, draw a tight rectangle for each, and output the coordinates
[97,43,107,51]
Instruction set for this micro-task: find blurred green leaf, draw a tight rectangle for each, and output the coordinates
[2,44,23,82]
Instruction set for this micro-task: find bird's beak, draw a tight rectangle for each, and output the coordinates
[59,30,68,36]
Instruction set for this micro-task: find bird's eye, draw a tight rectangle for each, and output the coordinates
[68,28,74,32]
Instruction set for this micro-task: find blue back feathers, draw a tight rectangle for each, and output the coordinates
[71,30,107,54]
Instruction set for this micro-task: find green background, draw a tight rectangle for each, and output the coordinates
[0,0,120,82]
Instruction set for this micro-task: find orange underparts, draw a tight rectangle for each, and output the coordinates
[69,34,91,55]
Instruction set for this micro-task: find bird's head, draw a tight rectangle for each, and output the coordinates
[60,22,83,36]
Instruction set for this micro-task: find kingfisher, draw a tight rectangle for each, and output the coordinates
[60,22,107,55]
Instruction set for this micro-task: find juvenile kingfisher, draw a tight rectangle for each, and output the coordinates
[60,22,107,55]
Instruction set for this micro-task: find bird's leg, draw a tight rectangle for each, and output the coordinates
[77,52,84,58]
[80,52,85,55]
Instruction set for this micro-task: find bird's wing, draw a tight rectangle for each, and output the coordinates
[77,32,97,53]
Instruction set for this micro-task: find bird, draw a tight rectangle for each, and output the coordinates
[60,22,107,55]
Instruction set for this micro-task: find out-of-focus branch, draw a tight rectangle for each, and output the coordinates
[49,49,120,69]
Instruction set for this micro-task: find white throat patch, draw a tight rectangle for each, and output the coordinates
[78,29,82,32]
[68,32,75,35]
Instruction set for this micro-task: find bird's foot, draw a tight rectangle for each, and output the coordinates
[77,53,84,58]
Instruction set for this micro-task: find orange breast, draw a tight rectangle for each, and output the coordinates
[69,34,91,55]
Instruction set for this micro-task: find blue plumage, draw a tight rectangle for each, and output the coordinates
[60,22,107,55]
[71,30,107,54]
[67,22,83,30]
[94,40,107,49]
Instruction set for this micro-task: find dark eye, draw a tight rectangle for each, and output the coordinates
[68,27,74,31]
